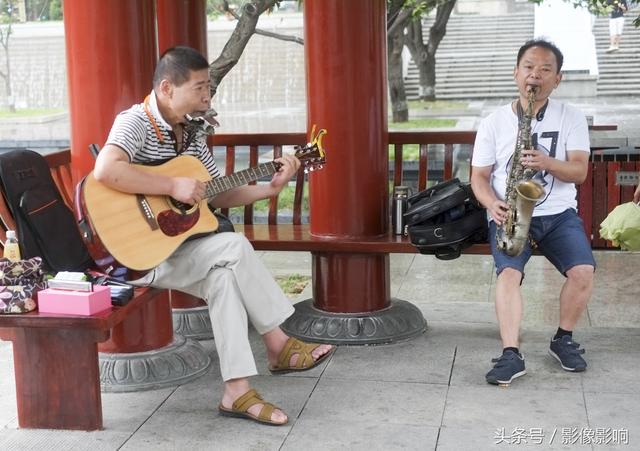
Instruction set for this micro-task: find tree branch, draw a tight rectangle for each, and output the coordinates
[209,0,279,97]
[387,7,412,35]
[225,2,304,45]
[255,28,303,45]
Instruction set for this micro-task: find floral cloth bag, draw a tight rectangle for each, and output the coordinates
[0,257,47,314]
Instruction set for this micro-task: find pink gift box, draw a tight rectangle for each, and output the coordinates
[37,285,112,316]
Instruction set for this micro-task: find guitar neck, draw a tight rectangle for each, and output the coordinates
[205,161,281,199]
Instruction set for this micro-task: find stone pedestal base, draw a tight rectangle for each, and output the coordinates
[172,305,214,340]
[281,298,427,345]
[99,333,211,392]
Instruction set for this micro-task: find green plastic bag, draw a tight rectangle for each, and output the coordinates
[599,202,640,251]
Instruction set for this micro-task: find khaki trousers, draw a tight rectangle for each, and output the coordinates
[134,232,295,381]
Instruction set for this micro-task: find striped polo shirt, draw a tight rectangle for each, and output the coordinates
[105,91,220,178]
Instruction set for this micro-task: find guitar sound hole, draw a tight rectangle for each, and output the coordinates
[170,199,193,214]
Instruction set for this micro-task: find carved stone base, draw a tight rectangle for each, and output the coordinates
[172,306,214,340]
[281,298,427,345]
[99,333,211,392]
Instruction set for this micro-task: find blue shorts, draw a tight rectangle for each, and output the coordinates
[489,208,596,278]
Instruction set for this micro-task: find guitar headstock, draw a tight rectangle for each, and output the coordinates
[294,126,327,173]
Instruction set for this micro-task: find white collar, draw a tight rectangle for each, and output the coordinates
[148,90,173,130]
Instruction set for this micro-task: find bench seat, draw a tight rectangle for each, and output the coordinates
[238,224,492,254]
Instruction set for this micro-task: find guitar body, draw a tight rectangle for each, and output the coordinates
[80,132,327,272]
[82,155,218,271]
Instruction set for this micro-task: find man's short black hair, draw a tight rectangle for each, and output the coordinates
[516,39,564,73]
[153,46,209,88]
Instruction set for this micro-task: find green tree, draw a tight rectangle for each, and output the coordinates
[24,0,52,21]
[530,0,640,26]
[208,1,301,97]
[211,0,454,124]
[49,0,62,20]
[387,0,456,122]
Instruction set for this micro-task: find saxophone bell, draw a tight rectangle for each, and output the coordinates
[503,179,545,256]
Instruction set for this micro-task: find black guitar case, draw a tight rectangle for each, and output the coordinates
[0,149,94,272]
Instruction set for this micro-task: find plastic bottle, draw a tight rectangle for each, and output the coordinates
[3,230,21,262]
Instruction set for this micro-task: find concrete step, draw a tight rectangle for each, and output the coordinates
[596,90,640,96]
[404,7,640,100]
[405,9,533,99]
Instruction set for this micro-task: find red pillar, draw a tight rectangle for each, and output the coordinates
[63,0,157,183]
[157,0,208,55]
[306,0,389,313]
[157,0,210,314]
[63,0,174,351]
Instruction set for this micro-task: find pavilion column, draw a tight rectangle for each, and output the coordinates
[156,0,213,340]
[157,0,208,55]
[63,0,210,391]
[282,0,426,344]
[64,0,157,184]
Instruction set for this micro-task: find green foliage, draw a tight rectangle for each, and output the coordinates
[528,0,639,26]
[0,0,63,21]
[528,0,606,15]
[49,0,61,20]
[387,0,453,19]
[389,118,457,129]
[275,274,310,295]
[226,182,308,215]
[0,108,64,117]
[407,99,468,110]
[0,0,15,23]
[253,183,307,212]
[390,143,420,161]
[406,0,438,18]
[206,0,227,18]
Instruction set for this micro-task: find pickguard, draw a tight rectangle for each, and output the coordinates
[157,209,201,236]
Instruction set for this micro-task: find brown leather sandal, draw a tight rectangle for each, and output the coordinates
[268,337,335,374]
[218,389,288,426]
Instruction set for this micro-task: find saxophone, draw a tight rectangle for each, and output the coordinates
[496,87,546,256]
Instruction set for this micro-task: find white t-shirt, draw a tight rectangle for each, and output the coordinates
[472,98,590,216]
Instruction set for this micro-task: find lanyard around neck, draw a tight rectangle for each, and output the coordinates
[143,95,165,144]
[143,95,194,154]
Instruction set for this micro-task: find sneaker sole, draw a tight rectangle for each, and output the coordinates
[548,349,586,372]
[486,370,526,385]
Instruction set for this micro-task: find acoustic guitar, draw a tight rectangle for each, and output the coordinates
[80,141,325,271]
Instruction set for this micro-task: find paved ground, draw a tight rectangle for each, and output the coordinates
[1,249,638,450]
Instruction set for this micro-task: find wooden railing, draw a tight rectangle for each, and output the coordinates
[212,131,639,249]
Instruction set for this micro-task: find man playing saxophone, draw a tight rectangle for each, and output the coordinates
[470,39,596,385]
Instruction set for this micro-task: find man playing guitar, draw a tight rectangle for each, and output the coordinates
[93,46,334,426]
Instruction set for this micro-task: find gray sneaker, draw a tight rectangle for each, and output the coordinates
[549,335,587,372]
[486,350,526,385]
